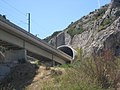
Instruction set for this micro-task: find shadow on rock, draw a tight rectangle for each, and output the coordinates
[0,62,39,90]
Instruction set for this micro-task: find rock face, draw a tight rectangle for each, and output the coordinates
[49,32,65,47]
[48,31,71,47]
[45,0,120,57]
[112,0,120,7]
[0,52,5,63]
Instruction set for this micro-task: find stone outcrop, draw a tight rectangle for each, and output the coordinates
[0,51,5,63]
[48,31,71,47]
[45,0,120,57]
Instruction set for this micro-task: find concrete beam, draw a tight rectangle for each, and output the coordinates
[0,17,73,64]
[25,42,53,60]
[0,29,24,48]
[53,55,66,64]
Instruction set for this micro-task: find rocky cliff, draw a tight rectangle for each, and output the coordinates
[44,0,120,57]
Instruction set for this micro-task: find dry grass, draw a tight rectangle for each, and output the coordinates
[1,49,120,90]
[26,49,120,90]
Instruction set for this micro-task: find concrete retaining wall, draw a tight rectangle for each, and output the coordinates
[5,49,26,62]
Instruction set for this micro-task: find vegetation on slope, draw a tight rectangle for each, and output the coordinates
[43,31,62,43]
[46,50,119,90]
[1,48,120,90]
[1,2,120,90]
[94,5,108,20]
[65,5,108,38]
[43,5,109,42]
[25,49,120,90]
[67,26,84,38]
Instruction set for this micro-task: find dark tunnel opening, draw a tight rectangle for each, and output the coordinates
[58,47,73,58]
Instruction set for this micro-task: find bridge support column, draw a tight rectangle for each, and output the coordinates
[52,60,55,66]
[4,49,27,63]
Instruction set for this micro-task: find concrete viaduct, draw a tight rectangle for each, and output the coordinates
[0,16,73,65]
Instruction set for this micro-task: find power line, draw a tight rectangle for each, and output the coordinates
[1,0,27,18]
[1,0,32,32]
[0,0,47,37]
[1,0,41,27]
[0,0,27,24]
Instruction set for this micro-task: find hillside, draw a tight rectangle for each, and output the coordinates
[1,0,120,90]
[44,0,120,57]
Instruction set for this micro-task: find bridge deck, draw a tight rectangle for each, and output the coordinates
[0,16,73,64]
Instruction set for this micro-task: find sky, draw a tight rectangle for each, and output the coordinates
[0,0,111,39]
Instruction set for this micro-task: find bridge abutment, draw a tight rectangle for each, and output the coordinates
[4,49,26,63]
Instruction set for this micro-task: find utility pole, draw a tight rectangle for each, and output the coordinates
[28,13,30,33]
[56,36,57,48]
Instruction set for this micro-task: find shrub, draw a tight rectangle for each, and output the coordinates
[78,49,120,89]
[76,47,83,61]
[26,49,120,90]
[102,19,112,26]
[94,9,106,19]
[67,26,84,38]
[98,18,113,32]
[60,64,74,68]
[43,31,62,42]
[41,68,102,90]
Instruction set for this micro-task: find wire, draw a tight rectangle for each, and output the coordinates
[0,0,27,24]
[31,18,48,33]
[1,0,42,28]
[0,0,47,37]
[0,6,7,14]
[1,0,27,18]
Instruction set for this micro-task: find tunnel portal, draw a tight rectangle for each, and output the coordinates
[57,45,76,60]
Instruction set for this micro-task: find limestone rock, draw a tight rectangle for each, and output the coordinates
[48,31,71,47]
[0,52,5,63]
[45,0,120,57]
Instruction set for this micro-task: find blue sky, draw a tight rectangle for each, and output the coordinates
[0,0,111,39]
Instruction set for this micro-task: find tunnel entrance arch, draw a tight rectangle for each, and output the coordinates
[57,45,76,60]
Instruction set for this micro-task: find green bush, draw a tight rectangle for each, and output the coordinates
[42,68,102,90]
[78,49,120,89]
[41,49,120,90]
[60,64,74,68]
[102,19,112,26]
[75,47,83,61]
[98,25,105,32]
[94,9,106,19]
[43,31,62,42]
[67,26,84,38]
[98,18,112,32]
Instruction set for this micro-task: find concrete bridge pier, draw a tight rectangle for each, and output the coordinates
[4,49,27,63]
